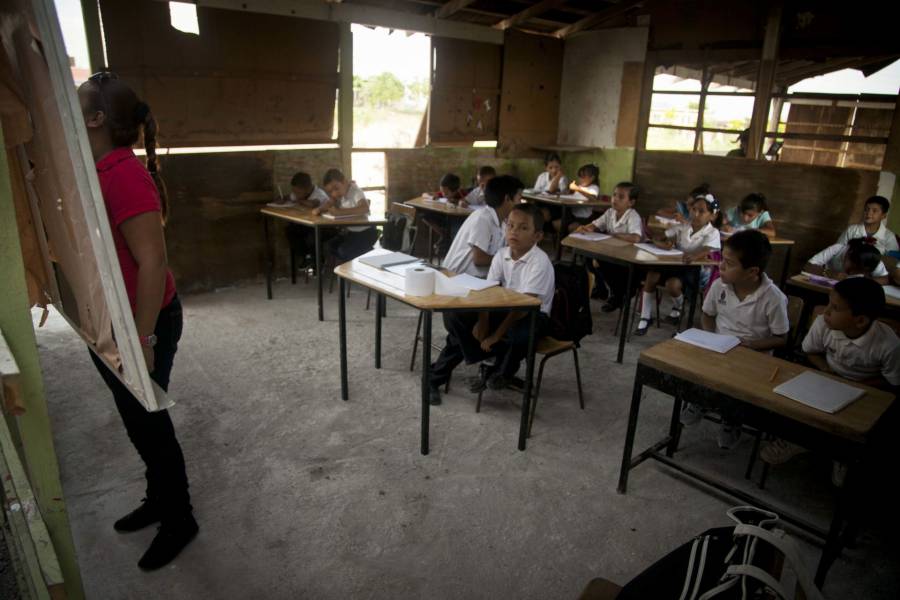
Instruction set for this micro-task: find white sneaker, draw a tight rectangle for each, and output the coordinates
[717,424,742,450]
[760,438,807,465]
[680,402,706,426]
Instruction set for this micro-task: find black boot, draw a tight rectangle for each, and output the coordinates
[138,514,199,571]
[114,499,160,533]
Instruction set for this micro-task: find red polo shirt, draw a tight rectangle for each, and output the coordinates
[96,148,176,313]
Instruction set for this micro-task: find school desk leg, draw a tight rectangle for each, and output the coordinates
[779,245,793,289]
[617,369,644,494]
[685,266,700,329]
[518,309,538,451]
[420,310,432,455]
[556,206,569,261]
[264,216,273,300]
[617,264,635,363]
[375,294,382,369]
[339,277,348,401]
[667,393,683,457]
[816,464,854,587]
[315,226,324,321]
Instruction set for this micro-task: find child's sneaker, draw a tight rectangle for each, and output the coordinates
[717,424,742,450]
[760,438,806,465]
[680,402,706,426]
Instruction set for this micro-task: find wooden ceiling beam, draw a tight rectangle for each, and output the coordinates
[434,0,478,19]
[494,0,567,30]
[553,0,643,39]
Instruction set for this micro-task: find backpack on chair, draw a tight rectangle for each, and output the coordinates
[380,213,408,251]
[548,262,593,343]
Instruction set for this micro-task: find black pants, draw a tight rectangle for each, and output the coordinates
[326,226,379,262]
[89,295,191,523]
[591,261,630,301]
[430,311,547,387]
[286,224,337,269]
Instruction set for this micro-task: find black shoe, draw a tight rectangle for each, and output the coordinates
[487,373,510,390]
[601,297,621,313]
[138,515,199,571]
[114,499,160,533]
[467,364,493,393]
[634,318,652,337]
[590,285,609,300]
[429,386,442,405]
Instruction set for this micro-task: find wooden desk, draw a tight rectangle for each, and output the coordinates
[523,192,610,260]
[648,217,796,288]
[261,206,387,321]
[618,339,894,587]
[334,259,542,455]
[562,235,716,363]
[405,195,474,218]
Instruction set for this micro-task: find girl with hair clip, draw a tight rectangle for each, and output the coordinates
[722,192,776,237]
[78,72,197,570]
[656,182,711,224]
[636,193,723,335]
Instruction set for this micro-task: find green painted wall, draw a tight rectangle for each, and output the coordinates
[0,133,84,598]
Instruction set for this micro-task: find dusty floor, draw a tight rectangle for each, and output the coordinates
[34,277,900,599]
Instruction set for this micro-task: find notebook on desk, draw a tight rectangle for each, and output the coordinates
[322,213,362,220]
[674,328,740,354]
[774,371,864,414]
[358,252,420,270]
[634,242,683,257]
[569,232,611,242]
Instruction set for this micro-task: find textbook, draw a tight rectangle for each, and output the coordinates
[674,328,740,354]
[358,252,420,270]
[774,371,864,414]
[634,242,683,256]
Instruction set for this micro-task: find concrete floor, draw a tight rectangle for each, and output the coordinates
[34,277,900,599]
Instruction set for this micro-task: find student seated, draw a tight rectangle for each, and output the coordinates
[433,173,464,203]
[442,175,521,277]
[804,237,889,284]
[721,192,776,237]
[284,171,331,268]
[656,183,710,224]
[574,181,643,310]
[686,230,789,448]
[314,169,377,262]
[422,173,465,254]
[761,278,900,482]
[836,195,899,255]
[533,152,569,228]
[636,194,722,335]
[461,166,496,209]
[429,203,554,405]
[560,163,601,233]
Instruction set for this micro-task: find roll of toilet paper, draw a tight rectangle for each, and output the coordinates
[405,267,435,296]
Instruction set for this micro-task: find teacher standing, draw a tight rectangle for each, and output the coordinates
[78,72,197,570]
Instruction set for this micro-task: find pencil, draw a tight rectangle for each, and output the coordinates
[768,367,779,382]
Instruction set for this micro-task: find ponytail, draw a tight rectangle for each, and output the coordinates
[137,103,168,223]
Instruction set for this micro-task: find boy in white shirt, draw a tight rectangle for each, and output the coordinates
[429,204,555,405]
[284,171,332,268]
[836,195,898,255]
[762,278,900,479]
[804,238,889,283]
[692,230,790,448]
[442,176,521,278]
[575,181,643,310]
[461,166,496,209]
[316,168,377,262]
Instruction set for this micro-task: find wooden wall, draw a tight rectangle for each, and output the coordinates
[633,151,880,279]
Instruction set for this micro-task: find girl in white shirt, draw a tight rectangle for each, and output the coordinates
[533,153,569,231]
[557,163,601,234]
[636,194,722,335]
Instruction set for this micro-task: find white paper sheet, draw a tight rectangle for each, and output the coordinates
[883,285,900,301]
[674,328,741,354]
[266,200,296,208]
[449,273,500,291]
[559,193,585,201]
[323,213,362,220]
[774,371,864,414]
[434,272,469,297]
[358,252,419,270]
[634,242,683,256]
[569,232,611,242]
[653,215,678,225]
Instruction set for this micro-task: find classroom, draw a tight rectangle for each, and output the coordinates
[1,0,899,598]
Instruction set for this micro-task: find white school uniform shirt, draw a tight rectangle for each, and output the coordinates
[837,222,899,255]
[702,274,789,343]
[291,186,329,206]
[808,243,889,277]
[488,244,555,316]
[533,171,570,194]
[802,315,900,385]
[442,206,504,277]
[337,182,369,232]
[591,207,643,237]
[464,186,486,208]
[665,222,721,252]
[571,183,599,219]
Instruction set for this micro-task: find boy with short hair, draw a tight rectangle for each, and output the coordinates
[442,175,521,278]
[430,203,555,405]
[284,171,331,268]
[461,165,496,209]
[804,237,890,283]
[575,181,643,309]
[837,195,899,255]
[762,277,900,472]
[694,230,790,448]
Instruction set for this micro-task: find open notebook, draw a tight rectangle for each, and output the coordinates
[774,371,864,414]
[674,328,741,354]
[569,232,611,242]
[634,242,683,257]
[358,252,420,270]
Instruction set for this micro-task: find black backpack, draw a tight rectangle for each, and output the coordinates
[548,262,593,343]
[380,213,407,251]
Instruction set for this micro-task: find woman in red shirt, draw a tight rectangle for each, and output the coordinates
[79,72,196,570]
